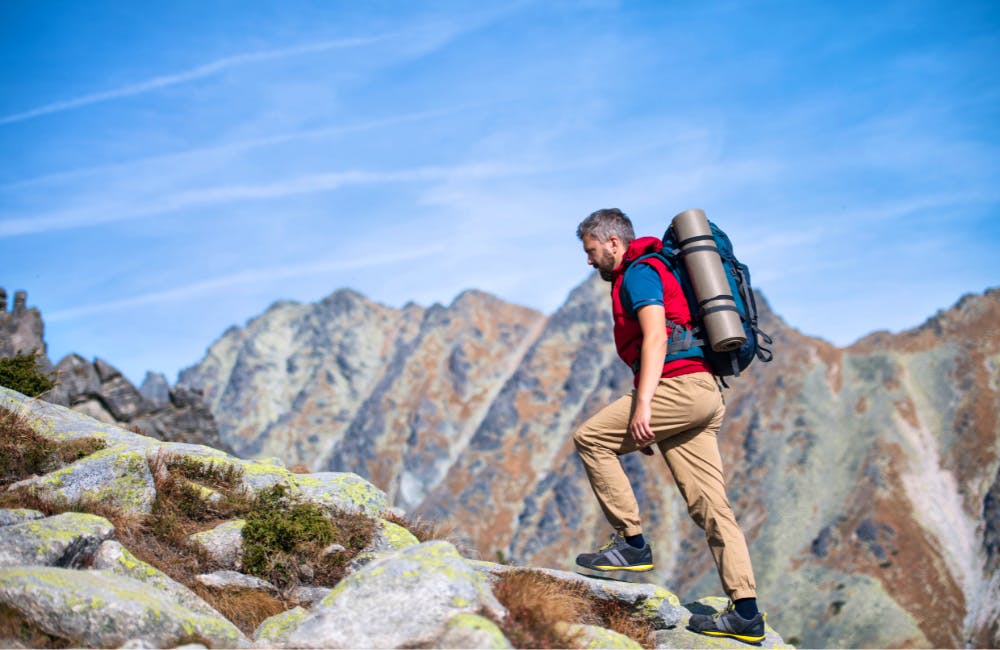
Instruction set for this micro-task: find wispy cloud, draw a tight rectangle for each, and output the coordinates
[0,161,530,238]
[0,36,388,126]
[46,245,447,322]
[0,103,497,191]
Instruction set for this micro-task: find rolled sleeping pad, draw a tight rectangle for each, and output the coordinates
[671,209,747,352]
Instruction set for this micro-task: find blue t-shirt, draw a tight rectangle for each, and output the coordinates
[621,263,664,317]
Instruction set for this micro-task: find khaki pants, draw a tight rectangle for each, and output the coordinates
[573,371,757,601]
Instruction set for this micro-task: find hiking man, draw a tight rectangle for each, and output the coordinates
[573,207,765,642]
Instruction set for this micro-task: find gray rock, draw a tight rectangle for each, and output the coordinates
[276,541,506,648]
[11,445,156,515]
[0,508,45,527]
[98,375,146,422]
[254,607,308,645]
[290,471,388,517]
[195,570,278,593]
[0,566,248,648]
[92,541,222,619]
[188,520,246,570]
[139,371,172,410]
[0,512,114,568]
[556,622,643,649]
[49,354,101,406]
[94,357,123,383]
[286,586,331,608]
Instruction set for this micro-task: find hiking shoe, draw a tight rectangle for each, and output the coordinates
[575,534,654,572]
[687,602,766,644]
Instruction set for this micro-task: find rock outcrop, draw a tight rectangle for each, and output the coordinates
[175,280,1000,649]
[0,385,791,649]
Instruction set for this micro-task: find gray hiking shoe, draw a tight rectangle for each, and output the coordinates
[575,534,653,572]
[687,602,766,644]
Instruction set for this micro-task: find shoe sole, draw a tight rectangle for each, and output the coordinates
[700,630,765,643]
[584,563,655,572]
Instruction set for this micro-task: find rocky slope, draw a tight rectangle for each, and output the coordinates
[175,279,1000,649]
[0,385,790,649]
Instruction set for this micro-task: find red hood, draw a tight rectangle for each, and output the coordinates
[613,236,662,276]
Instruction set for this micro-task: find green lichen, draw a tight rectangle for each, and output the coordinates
[445,613,511,648]
[641,586,682,619]
[563,623,643,649]
[379,518,420,550]
[254,606,308,642]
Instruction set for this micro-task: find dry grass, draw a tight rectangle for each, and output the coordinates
[190,585,290,636]
[491,569,656,649]
[492,570,591,649]
[0,407,105,489]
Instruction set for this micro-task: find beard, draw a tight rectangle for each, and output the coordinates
[597,250,616,282]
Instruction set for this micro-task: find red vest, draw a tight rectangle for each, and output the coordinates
[610,237,710,384]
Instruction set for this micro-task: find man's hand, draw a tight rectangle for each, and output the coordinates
[630,398,656,454]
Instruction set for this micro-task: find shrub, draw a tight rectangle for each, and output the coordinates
[0,351,56,397]
[241,484,377,589]
[0,407,105,489]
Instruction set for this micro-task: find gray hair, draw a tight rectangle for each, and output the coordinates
[576,208,635,245]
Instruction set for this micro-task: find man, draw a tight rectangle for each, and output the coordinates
[573,208,765,643]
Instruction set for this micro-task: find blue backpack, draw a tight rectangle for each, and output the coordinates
[657,220,774,379]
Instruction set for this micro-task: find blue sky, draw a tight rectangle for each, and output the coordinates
[2,1,998,386]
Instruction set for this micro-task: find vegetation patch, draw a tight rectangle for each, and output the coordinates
[0,407,105,489]
[241,484,377,590]
[491,570,655,649]
[0,351,56,397]
[190,584,288,637]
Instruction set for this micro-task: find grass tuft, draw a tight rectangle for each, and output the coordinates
[0,351,56,397]
[0,603,70,649]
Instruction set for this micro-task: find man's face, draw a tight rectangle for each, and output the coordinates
[582,234,622,282]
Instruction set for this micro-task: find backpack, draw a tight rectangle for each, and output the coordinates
[656,219,774,379]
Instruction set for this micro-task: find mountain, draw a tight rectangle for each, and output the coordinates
[175,279,1000,649]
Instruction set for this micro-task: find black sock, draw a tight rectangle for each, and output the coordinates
[734,598,759,619]
[624,533,646,549]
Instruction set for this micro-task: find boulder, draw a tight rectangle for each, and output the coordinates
[188,520,246,570]
[0,508,45,527]
[253,607,308,646]
[12,445,156,515]
[290,471,388,517]
[0,512,114,568]
[92,541,222,619]
[139,372,172,411]
[346,517,421,572]
[0,566,248,648]
[275,541,507,648]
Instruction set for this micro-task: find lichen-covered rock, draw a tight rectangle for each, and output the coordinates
[346,517,421,572]
[286,585,331,608]
[188,520,246,570]
[291,471,388,517]
[0,512,114,568]
[555,621,644,649]
[473,561,686,629]
[652,597,793,649]
[0,566,248,648]
[0,508,45,527]
[274,541,506,648]
[253,606,308,646]
[195,570,277,594]
[11,445,156,515]
[92,541,222,619]
[436,612,512,649]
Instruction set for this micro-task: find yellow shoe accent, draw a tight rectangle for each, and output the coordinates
[592,563,654,572]
[702,630,766,643]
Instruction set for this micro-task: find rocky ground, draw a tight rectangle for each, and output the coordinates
[0,384,791,649]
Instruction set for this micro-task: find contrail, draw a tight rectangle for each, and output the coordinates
[0,35,387,126]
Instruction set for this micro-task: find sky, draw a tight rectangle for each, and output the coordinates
[1,1,998,386]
